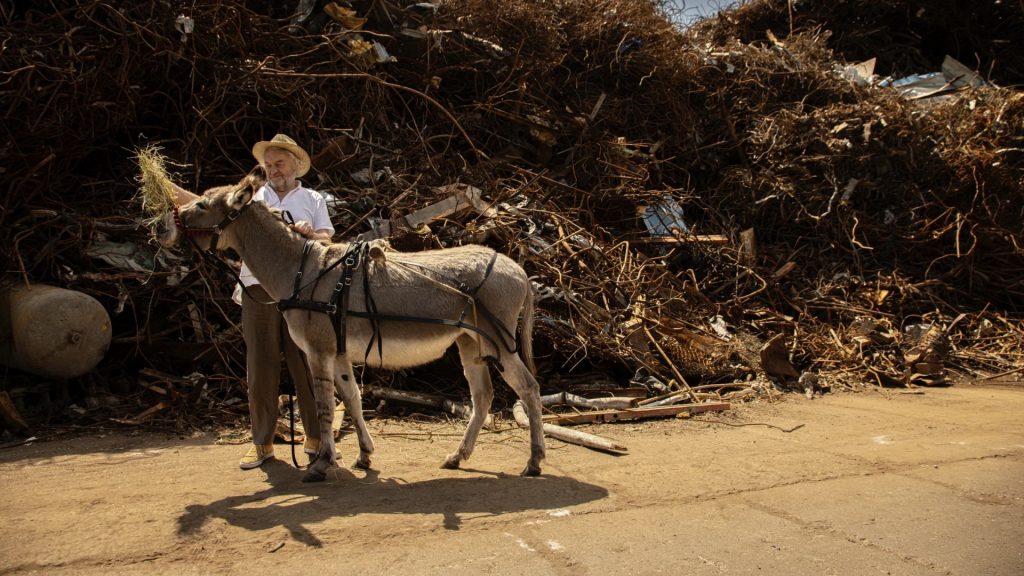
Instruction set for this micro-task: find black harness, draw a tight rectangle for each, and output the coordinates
[174,201,520,362]
[276,239,518,369]
[276,239,365,355]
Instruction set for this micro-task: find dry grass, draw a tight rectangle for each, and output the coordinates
[135,146,177,224]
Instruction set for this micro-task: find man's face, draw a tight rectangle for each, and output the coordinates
[263,147,299,192]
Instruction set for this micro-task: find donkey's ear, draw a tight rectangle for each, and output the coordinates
[227,179,254,210]
[241,173,263,193]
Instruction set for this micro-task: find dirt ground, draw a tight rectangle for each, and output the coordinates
[1,383,1022,575]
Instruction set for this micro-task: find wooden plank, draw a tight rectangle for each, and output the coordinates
[772,261,797,280]
[539,391,637,410]
[573,387,648,399]
[364,384,491,427]
[403,184,496,229]
[628,235,729,246]
[636,390,687,406]
[514,401,627,453]
[404,194,465,229]
[0,390,29,431]
[639,391,690,407]
[542,402,730,425]
[110,401,170,426]
[438,184,497,218]
[739,227,756,265]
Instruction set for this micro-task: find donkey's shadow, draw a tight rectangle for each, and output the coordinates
[177,460,608,546]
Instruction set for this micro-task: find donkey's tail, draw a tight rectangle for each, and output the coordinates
[519,281,537,376]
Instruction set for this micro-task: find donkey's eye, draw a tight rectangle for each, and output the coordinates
[196,201,207,210]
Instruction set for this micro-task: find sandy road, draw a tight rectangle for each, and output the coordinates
[1,384,1022,575]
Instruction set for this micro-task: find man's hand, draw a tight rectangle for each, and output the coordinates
[290,220,314,237]
[290,220,332,241]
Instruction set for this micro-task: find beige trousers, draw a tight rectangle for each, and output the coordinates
[241,284,321,446]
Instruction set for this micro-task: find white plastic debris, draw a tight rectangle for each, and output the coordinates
[174,15,194,43]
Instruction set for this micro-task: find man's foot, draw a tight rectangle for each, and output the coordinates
[239,444,274,470]
[301,436,317,463]
[303,437,319,465]
[303,437,320,456]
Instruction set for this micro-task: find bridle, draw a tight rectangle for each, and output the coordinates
[170,196,284,306]
[172,199,254,254]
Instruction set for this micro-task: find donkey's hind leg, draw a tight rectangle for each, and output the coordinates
[442,335,496,470]
[334,357,375,470]
[498,352,545,476]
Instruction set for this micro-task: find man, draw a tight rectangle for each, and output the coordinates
[172,134,334,470]
[238,133,335,470]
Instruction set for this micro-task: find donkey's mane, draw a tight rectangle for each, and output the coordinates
[244,199,307,241]
[229,195,312,275]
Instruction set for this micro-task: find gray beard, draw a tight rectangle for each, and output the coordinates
[269,178,296,194]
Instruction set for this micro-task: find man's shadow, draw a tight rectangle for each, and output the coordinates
[177,460,609,546]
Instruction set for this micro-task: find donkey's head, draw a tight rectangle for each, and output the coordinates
[159,175,262,253]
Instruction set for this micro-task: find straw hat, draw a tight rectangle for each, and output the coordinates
[252,134,311,177]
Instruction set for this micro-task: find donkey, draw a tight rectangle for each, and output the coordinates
[159,176,545,481]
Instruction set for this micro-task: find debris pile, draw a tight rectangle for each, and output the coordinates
[690,0,1024,86]
[1,0,1022,434]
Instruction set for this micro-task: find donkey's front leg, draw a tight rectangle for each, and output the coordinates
[303,355,339,483]
[334,356,374,470]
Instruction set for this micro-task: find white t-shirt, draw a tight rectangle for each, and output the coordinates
[234,182,334,300]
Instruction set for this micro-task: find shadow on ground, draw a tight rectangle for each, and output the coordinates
[177,460,609,545]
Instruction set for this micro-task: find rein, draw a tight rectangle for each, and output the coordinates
[172,201,282,305]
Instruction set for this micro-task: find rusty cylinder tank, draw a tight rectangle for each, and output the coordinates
[0,284,112,379]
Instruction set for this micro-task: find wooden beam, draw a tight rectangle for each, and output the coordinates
[403,184,496,229]
[628,235,729,246]
[0,390,29,431]
[514,401,627,453]
[364,384,491,427]
[739,228,756,265]
[541,402,730,425]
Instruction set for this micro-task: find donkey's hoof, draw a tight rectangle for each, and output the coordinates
[521,464,542,477]
[353,455,372,470]
[441,455,461,470]
[302,469,327,483]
